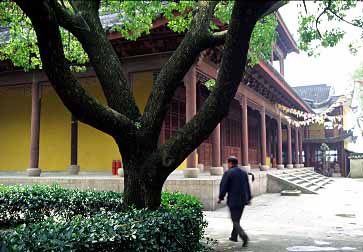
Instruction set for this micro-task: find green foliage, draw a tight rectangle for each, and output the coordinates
[0,185,207,252]
[0,1,88,71]
[0,1,277,71]
[0,184,124,227]
[297,0,363,56]
[248,14,277,65]
[205,79,216,92]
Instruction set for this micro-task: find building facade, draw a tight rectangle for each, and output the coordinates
[294,84,352,177]
[0,13,315,174]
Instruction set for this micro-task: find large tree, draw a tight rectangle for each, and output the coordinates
[0,0,281,209]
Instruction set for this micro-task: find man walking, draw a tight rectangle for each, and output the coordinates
[218,156,252,247]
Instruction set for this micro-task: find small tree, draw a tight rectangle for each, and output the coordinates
[0,0,282,209]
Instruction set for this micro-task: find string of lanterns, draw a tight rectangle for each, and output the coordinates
[277,94,351,129]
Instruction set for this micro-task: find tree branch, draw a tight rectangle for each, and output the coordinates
[15,0,135,139]
[153,1,280,177]
[51,0,141,120]
[208,1,285,49]
[303,0,308,15]
[327,8,363,29]
[315,0,332,39]
[260,1,286,18]
[209,30,227,47]
[51,0,90,32]
[141,1,219,143]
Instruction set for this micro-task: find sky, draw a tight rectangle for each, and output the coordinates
[279,1,363,95]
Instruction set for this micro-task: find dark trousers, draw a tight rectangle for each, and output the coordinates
[229,207,248,241]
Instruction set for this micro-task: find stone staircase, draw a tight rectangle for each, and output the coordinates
[267,168,334,194]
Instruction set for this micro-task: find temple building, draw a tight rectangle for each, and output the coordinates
[294,84,352,177]
[0,12,340,176]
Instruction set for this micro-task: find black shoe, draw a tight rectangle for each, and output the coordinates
[242,236,249,247]
[229,237,238,242]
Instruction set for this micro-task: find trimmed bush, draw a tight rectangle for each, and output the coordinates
[0,185,207,252]
[0,184,123,227]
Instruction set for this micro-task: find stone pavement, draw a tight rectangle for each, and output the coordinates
[204,178,363,252]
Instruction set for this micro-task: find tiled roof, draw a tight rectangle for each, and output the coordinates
[293,84,332,104]
[0,13,122,44]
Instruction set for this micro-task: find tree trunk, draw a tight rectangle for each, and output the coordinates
[123,160,165,210]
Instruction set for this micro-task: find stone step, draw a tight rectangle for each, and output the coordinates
[281,190,302,196]
[268,174,318,194]
[268,169,334,194]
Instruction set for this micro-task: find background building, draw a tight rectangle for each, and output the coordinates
[0,12,337,175]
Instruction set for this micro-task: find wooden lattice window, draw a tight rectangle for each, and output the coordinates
[164,100,186,140]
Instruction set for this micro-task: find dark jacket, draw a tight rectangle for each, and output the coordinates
[219,166,252,209]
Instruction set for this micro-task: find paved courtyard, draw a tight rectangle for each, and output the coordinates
[205,178,363,252]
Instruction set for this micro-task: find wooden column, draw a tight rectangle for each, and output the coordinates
[287,124,293,168]
[299,128,303,167]
[211,124,221,167]
[68,115,80,174]
[305,143,311,167]
[340,141,345,177]
[71,115,78,165]
[185,66,197,168]
[27,79,41,176]
[241,96,249,168]
[260,106,268,170]
[277,113,284,169]
[294,127,299,167]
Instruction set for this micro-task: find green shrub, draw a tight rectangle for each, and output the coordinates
[0,185,207,252]
[0,184,123,227]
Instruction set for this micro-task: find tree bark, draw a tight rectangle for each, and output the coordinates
[123,159,165,210]
[53,0,141,120]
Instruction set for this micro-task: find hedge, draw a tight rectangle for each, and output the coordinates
[0,185,207,252]
[0,184,124,227]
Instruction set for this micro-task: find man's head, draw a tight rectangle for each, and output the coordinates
[227,156,238,169]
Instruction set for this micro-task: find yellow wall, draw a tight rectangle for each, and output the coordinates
[0,86,31,170]
[39,85,71,170]
[282,129,287,142]
[132,71,153,113]
[0,71,188,172]
[309,123,325,138]
[78,79,120,171]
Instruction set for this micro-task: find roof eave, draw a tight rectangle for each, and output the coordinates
[276,11,299,54]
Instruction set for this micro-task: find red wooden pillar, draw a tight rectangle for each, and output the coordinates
[340,141,345,177]
[241,96,249,168]
[68,114,80,174]
[305,143,311,167]
[277,113,284,169]
[299,127,303,167]
[27,78,42,176]
[294,127,299,168]
[211,124,221,167]
[287,123,293,168]
[260,106,268,170]
[185,66,197,168]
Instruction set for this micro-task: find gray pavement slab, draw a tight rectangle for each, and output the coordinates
[204,178,363,252]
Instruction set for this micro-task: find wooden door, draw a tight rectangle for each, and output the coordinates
[161,87,186,143]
